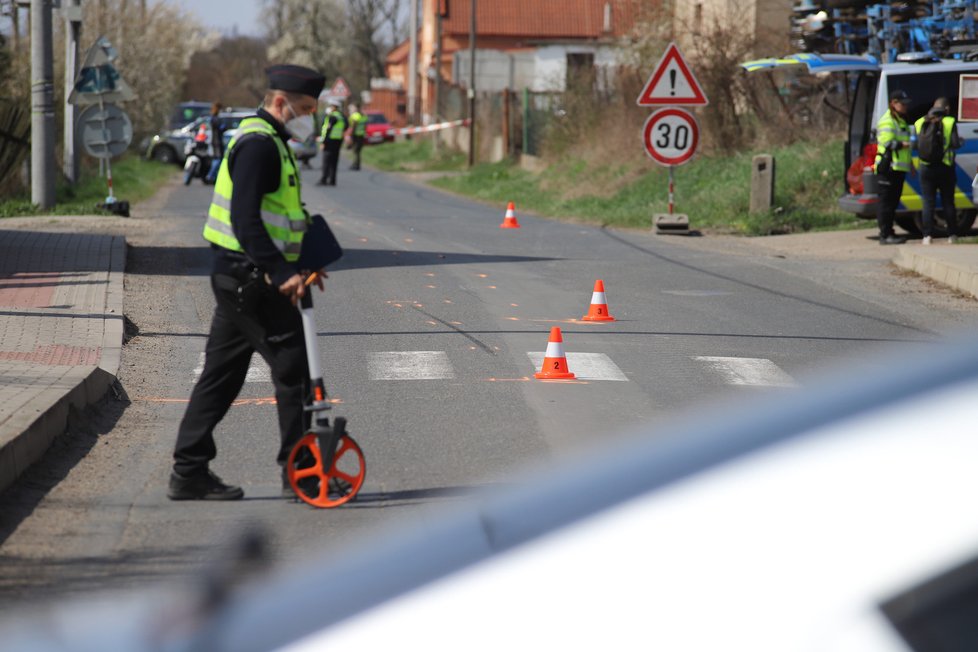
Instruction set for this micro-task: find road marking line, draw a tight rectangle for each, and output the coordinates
[526,352,629,381]
[368,351,455,380]
[693,356,798,387]
[193,352,271,383]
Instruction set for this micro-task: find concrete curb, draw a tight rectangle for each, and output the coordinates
[892,246,978,300]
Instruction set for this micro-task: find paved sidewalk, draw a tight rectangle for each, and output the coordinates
[0,227,124,495]
[0,219,974,496]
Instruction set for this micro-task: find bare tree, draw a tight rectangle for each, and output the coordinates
[183,36,270,108]
[77,1,215,139]
[346,0,404,91]
[260,0,348,80]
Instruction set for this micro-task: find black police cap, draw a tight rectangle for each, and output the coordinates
[889,89,911,103]
[265,64,326,99]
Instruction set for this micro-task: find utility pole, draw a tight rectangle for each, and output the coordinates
[467,0,476,167]
[31,0,55,209]
[63,0,82,184]
[408,0,418,124]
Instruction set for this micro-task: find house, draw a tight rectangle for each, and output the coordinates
[374,0,789,126]
[671,0,790,58]
[380,0,643,124]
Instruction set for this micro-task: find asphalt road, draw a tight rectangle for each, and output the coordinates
[1,159,976,612]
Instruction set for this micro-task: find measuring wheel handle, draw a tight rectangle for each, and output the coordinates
[287,417,366,509]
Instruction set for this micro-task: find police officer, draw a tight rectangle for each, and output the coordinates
[168,64,326,501]
[874,90,912,245]
[347,103,367,170]
[318,99,347,186]
[914,97,963,244]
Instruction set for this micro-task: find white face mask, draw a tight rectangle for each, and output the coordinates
[284,102,315,141]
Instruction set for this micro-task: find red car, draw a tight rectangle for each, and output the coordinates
[363,110,395,144]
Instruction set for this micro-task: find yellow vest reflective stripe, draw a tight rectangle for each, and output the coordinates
[875,111,912,173]
[203,117,307,262]
[350,111,367,137]
[913,115,956,167]
[321,110,346,140]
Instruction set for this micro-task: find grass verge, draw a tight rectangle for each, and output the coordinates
[0,156,176,218]
[364,137,866,236]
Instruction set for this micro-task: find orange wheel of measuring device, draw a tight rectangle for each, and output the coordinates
[287,433,365,508]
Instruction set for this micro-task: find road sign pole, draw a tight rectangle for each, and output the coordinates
[95,68,116,204]
[668,165,675,215]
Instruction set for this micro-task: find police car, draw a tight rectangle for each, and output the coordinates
[743,52,978,237]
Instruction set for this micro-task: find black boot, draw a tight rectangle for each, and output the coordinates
[168,469,243,501]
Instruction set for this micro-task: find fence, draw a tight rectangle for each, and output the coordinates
[0,99,30,197]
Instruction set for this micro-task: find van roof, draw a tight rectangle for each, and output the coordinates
[880,59,978,74]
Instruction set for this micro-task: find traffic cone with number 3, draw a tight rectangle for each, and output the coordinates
[581,279,615,321]
[534,327,576,379]
[500,201,521,228]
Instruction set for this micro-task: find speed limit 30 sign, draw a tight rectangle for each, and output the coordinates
[643,107,699,166]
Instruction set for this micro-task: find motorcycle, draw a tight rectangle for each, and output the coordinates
[183,124,213,185]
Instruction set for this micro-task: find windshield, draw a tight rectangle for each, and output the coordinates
[888,69,978,122]
[367,113,389,124]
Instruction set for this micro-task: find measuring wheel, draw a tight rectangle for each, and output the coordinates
[286,417,365,508]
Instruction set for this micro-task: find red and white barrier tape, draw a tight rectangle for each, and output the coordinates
[386,118,471,137]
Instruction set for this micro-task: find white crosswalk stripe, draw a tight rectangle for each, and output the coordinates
[693,356,797,387]
[192,352,271,383]
[527,352,629,381]
[368,351,455,380]
[189,350,793,388]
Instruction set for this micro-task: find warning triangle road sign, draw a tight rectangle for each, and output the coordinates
[329,77,351,98]
[637,42,708,107]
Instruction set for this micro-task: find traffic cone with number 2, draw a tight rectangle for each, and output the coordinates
[534,327,576,379]
[500,201,521,228]
[581,279,615,321]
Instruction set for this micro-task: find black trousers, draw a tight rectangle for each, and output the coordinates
[320,140,342,185]
[920,163,959,237]
[350,135,364,170]
[876,169,906,238]
[173,273,310,476]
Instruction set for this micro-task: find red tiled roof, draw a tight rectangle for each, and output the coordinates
[441,0,640,39]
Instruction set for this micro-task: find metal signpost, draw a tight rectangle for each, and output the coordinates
[643,108,700,231]
[637,42,708,233]
[67,36,134,216]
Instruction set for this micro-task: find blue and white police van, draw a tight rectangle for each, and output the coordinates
[743,52,978,237]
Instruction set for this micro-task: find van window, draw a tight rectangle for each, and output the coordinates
[888,69,978,122]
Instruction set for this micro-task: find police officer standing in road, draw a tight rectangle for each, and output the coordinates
[874,89,913,245]
[347,103,367,171]
[318,99,346,186]
[168,64,326,501]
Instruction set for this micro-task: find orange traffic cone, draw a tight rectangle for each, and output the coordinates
[534,327,576,379]
[581,279,615,322]
[500,201,521,229]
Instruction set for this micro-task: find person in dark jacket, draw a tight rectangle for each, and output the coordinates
[318,99,346,186]
[168,64,326,501]
[204,101,224,184]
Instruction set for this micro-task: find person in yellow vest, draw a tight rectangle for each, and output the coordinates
[168,64,326,501]
[874,89,913,245]
[347,103,367,171]
[318,99,347,186]
[914,97,963,245]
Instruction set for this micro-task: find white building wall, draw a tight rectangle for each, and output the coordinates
[456,44,625,93]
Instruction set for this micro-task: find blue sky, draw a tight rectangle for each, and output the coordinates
[170,0,265,36]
